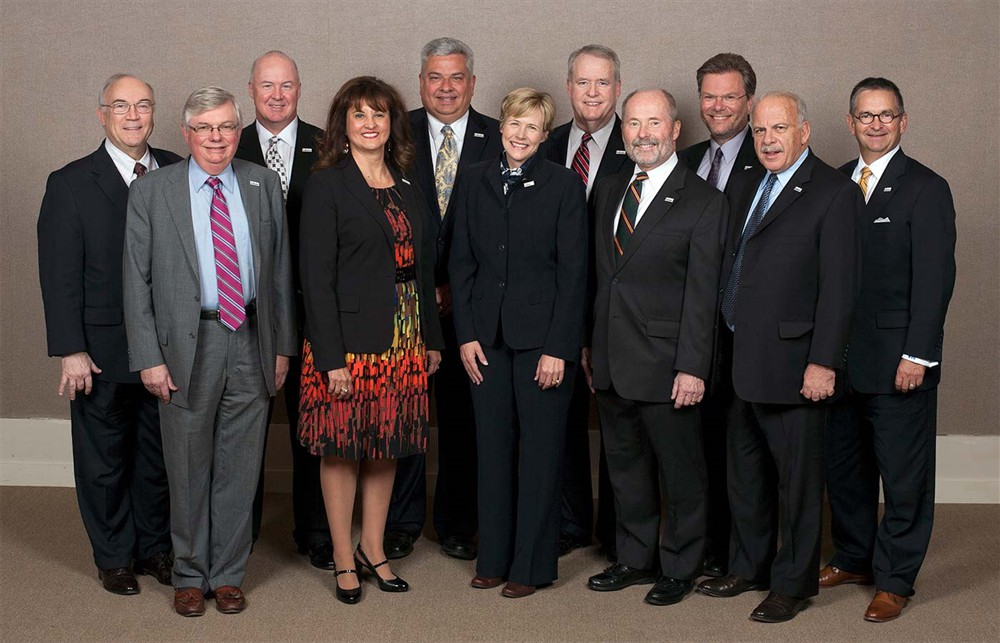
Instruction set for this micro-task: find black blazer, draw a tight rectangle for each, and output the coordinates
[299,156,444,372]
[838,150,956,394]
[543,115,634,187]
[449,155,588,361]
[409,107,503,285]
[236,119,323,297]
[590,164,727,403]
[37,143,181,383]
[678,126,759,196]
[722,150,862,405]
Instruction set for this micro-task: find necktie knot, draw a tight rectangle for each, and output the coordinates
[441,125,454,138]
[858,166,873,198]
[207,176,222,190]
[268,135,280,148]
[134,162,147,178]
[634,172,649,184]
[581,132,592,144]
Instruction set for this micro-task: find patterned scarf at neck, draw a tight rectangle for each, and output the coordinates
[500,152,536,195]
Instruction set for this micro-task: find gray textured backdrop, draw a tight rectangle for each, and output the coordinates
[2,0,997,435]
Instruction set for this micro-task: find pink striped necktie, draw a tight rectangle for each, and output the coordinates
[206,177,245,331]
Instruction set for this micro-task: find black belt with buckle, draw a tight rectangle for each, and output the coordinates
[201,298,257,320]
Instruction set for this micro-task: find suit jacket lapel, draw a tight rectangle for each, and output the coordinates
[866,149,906,218]
[164,159,200,277]
[458,108,493,172]
[342,158,394,247]
[92,144,129,213]
[600,172,632,267]
[289,120,317,190]
[234,160,263,284]
[618,164,684,268]
[393,170,423,259]
[237,125,266,166]
[754,152,814,236]
[729,166,764,249]
[597,115,631,179]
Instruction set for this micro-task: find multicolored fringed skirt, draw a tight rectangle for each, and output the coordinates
[298,280,429,460]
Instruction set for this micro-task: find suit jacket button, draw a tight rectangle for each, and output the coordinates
[189,333,196,339]
[611,278,619,285]
[498,281,505,288]
[194,296,200,302]
[498,243,505,251]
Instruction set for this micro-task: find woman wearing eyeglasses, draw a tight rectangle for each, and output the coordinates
[298,76,444,604]
[449,87,587,598]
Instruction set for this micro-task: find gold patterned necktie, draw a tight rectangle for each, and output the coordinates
[266,136,289,201]
[434,125,458,219]
[858,165,872,201]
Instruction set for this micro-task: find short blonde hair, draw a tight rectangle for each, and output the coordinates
[499,87,555,133]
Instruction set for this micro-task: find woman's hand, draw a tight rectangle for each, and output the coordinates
[326,367,353,399]
[427,350,442,376]
[534,354,565,390]
[459,341,488,385]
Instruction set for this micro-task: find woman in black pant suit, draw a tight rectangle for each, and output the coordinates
[448,87,587,598]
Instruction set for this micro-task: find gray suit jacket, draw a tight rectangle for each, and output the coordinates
[123,157,296,408]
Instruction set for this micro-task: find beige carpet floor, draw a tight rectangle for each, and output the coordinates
[1,487,997,642]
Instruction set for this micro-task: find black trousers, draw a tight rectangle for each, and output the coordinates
[702,323,734,567]
[727,396,826,598]
[826,389,936,597]
[596,385,707,580]
[70,380,170,569]
[560,368,615,547]
[252,356,331,548]
[387,315,478,541]
[472,338,575,586]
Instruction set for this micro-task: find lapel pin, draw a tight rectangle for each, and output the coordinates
[616,149,627,155]
[473,132,485,138]
[302,147,312,153]
[743,165,753,170]
[793,186,802,192]
[664,196,675,203]
[249,180,260,187]
[524,180,535,188]
[401,177,411,185]
[884,187,892,192]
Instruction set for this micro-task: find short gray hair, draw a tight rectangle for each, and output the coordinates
[567,44,621,82]
[99,73,153,106]
[182,86,242,127]
[754,91,808,126]
[420,37,474,75]
[622,88,678,122]
[249,50,300,83]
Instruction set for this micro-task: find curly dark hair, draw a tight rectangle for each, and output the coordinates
[314,76,414,172]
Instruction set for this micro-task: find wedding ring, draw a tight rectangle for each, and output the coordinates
[908,384,916,389]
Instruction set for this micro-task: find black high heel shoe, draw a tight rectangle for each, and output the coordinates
[355,546,409,592]
[333,566,362,604]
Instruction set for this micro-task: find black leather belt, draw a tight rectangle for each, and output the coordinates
[395,266,416,283]
[201,299,257,320]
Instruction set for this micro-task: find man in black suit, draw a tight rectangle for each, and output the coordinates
[819,77,956,623]
[37,74,180,595]
[544,44,631,558]
[677,52,759,578]
[235,50,330,570]
[385,37,502,561]
[697,92,860,623]
[585,88,726,606]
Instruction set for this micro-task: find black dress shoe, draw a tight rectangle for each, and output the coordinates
[136,551,173,586]
[441,535,477,560]
[383,530,414,560]
[355,546,409,592]
[298,542,335,570]
[750,592,809,622]
[697,574,768,598]
[644,577,694,606]
[557,533,588,557]
[333,568,361,605]
[587,563,656,591]
[99,567,140,595]
[701,553,727,578]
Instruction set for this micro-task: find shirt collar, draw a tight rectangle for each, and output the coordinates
[854,145,901,181]
[104,138,152,173]
[256,118,298,148]
[630,151,678,187]
[428,110,470,142]
[772,147,811,187]
[189,157,236,193]
[710,126,749,162]
[569,114,617,152]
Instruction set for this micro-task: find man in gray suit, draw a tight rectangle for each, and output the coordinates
[123,86,296,617]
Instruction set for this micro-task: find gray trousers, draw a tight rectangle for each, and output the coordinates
[159,316,269,592]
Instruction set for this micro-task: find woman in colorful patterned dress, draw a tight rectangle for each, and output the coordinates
[298,76,444,604]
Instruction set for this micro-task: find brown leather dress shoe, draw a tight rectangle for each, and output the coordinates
[864,591,908,622]
[470,574,504,589]
[501,581,535,598]
[818,564,874,588]
[173,587,206,617]
[213,585,247,614]
[99,567,140,595]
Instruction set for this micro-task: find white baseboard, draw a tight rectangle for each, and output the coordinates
[2,418,997,503]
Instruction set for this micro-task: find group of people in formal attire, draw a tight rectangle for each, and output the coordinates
[37,37,955,625]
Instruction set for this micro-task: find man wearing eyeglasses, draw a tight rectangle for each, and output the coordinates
[123,86,296,616]
[38,74,181,597]
[820,77,956,623]
[234,50,332,571]
[678,53,760,579]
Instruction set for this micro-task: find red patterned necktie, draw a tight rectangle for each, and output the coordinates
[206,177,245,331]
[134,161,147,178]
[572,132,592,186]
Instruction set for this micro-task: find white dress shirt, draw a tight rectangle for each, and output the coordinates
[564,116,617,197]
[613,152,679,233]
[104,139,157,186]
[695,126,749,191]
[256,118,299,171]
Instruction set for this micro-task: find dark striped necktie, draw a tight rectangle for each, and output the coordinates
[614,172,648,263]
